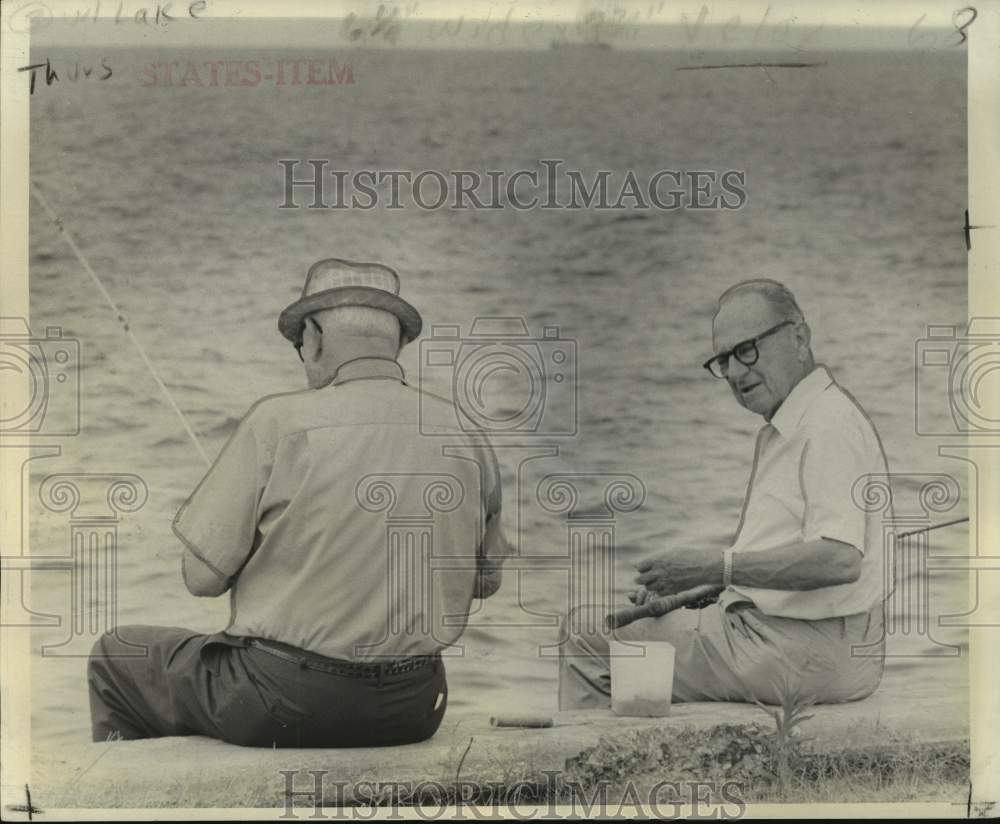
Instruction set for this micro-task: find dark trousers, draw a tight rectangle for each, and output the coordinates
[87,626,447,748]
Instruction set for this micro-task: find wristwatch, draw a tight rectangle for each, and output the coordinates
[723,549,734,588]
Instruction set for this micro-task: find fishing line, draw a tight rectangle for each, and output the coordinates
[30,180,212,468]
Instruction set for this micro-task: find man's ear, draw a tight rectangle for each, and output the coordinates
[304,317,323,361]
[795,321,812,359]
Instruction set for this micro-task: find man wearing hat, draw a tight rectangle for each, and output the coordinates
[87,259,509,747]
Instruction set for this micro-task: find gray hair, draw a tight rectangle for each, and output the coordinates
[715,279,805,324]
[313,306,401,347]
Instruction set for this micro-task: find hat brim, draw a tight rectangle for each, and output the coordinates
[278,287,423,345]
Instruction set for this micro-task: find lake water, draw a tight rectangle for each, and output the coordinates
[26,46,969,748]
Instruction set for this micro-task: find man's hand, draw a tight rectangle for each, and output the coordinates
[634,548,723,596]
[626,585,651,605]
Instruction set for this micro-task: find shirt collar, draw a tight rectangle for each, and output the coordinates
[768,366,833,436]
[328,357,406,386]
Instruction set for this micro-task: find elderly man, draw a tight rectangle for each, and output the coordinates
[88,259,508,747]
[559,280,888,707]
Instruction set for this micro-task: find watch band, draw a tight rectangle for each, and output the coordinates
[723,549,734,587]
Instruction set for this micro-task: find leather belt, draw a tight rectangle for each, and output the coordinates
[247,638,436,679]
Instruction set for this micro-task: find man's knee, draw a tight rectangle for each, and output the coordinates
[87,626,146,675]
[562,604,602,637]
[559,605,611,660]
[87,630,130,715]
[88,630,117,672]
[89,626,128,656]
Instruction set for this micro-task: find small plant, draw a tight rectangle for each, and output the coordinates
[752,675,816,791]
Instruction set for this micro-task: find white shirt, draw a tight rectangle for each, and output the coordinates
[726,366,889,619]
[173,358,506,660]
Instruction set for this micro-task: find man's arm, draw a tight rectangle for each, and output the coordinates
[182,550,230,597]
[730,538,861,590]
[472,442,510,600]
[173,407,265,598]
[637,414,874,598]
[635,538,861,595]
[473,511,509,599]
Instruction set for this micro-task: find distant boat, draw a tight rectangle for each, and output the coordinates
[550,39,613,51]
[551,4,617,51]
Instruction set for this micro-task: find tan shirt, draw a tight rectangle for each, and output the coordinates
[173,357,507,660]
[725,367,889,619]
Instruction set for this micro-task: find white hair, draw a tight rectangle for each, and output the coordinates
[312,305,401,347]
[715,279,805,325]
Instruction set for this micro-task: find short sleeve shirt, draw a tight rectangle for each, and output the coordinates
[173,358,506,660]
[726,367,890,619]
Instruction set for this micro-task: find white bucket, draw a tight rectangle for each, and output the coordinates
[609,640,675,717]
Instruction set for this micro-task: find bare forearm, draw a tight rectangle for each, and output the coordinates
[731,538,861,590]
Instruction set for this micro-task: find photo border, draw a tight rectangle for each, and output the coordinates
[1,0,996,818]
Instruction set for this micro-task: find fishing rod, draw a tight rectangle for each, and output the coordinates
[896,517,970,540]
[29,181,211,468]
[607,517,971,630]
[605,584,723,631]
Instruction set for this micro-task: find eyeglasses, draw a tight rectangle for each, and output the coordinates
[294,317,323,362]
[703,320,795,379]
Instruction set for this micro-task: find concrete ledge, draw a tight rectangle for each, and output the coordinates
[31,675,967,808]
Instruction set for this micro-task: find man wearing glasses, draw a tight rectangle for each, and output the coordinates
[88,258,508,746]
[560,279,888,706]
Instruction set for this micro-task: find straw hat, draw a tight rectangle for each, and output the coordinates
[278,258,423,346]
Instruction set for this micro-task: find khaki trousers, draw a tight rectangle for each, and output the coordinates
[558,595,885,708]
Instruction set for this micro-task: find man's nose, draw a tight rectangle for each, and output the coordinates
[727,358,751,380]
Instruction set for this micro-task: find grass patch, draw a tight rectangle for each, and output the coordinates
[560,682,969,805]
[591,726,969,804]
